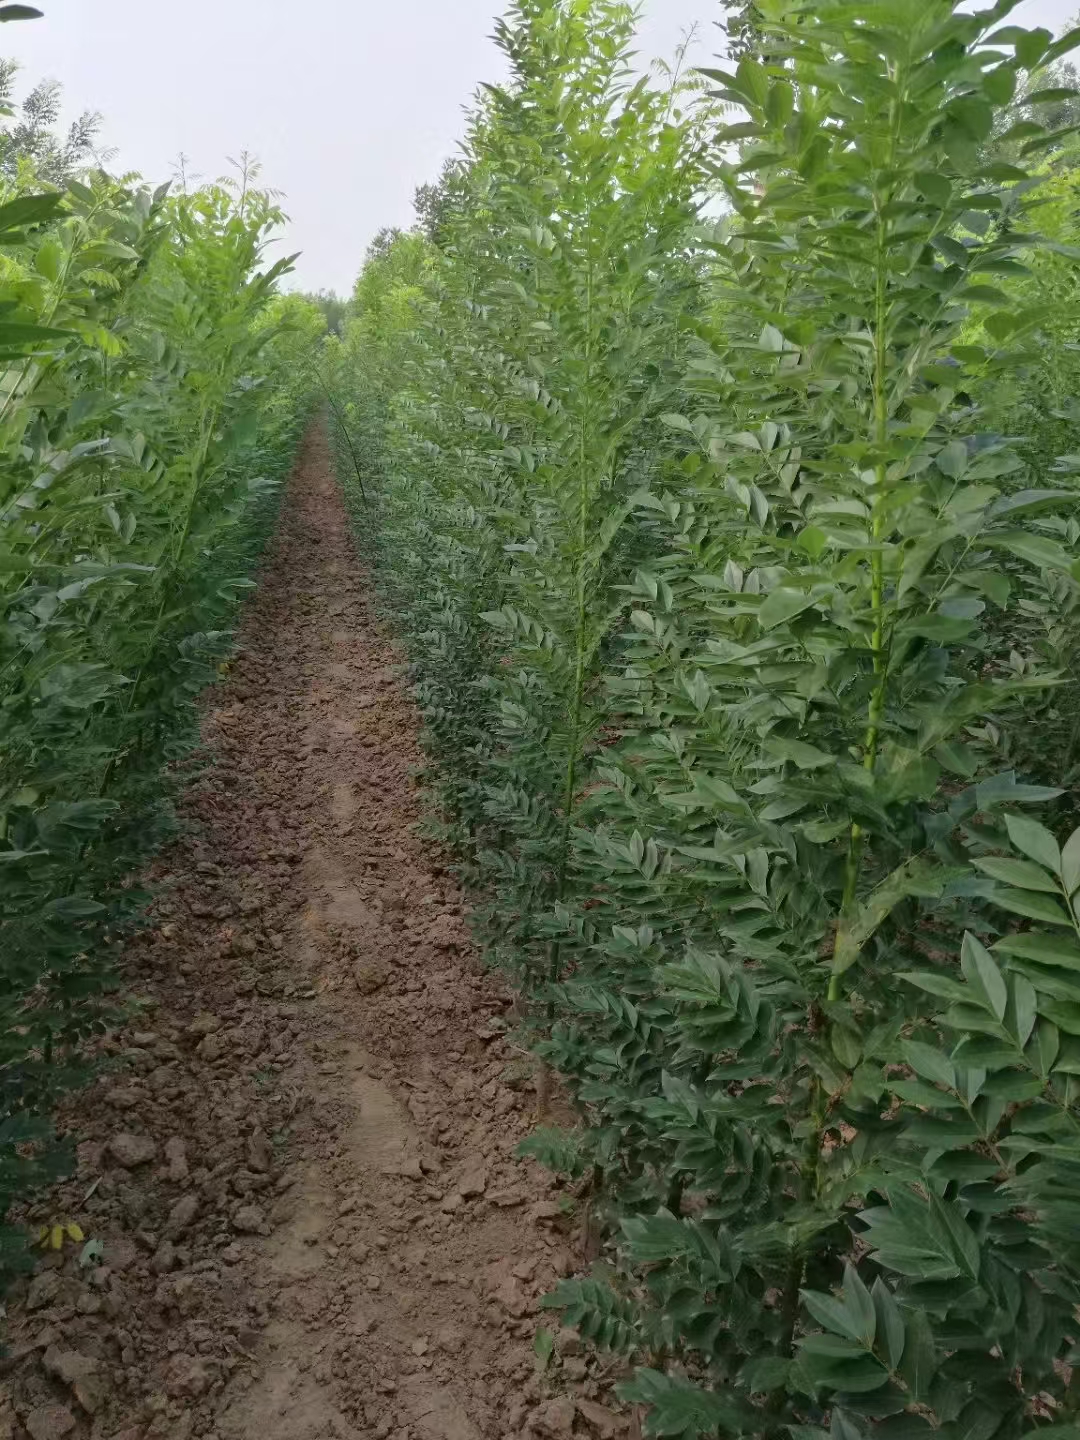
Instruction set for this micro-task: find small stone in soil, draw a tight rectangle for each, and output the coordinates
[164,1193,199,1237]
[197,1032,225,1061]
[107,1131,158,1168]
[246,1129,273,1173]
[25,1405,76,1440]
[26,1270,62,1310]
[575,1399,624,1438]
[104,1086,142,1109]
[164,1136,189,1181]
[166,1352,214,1399]
[152,1239,177,1274]
[42,1345,105,1414]
[459,1168,487,1198]
[232,1204,266,1234]
[530,1397,576,1437]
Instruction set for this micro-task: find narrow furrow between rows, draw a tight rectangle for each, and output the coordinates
[2,428,621,1440]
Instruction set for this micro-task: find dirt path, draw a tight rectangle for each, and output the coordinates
[2,428,623,1440]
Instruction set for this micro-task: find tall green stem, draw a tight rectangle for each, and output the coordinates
[828,78,900,1005]
[312,364,367,504]
[546,190,595,996]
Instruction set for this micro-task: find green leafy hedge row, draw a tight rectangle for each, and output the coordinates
[333,2,1080,1437]
[0,169,322,1279]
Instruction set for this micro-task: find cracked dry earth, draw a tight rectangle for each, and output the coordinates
[1,427,631,1440]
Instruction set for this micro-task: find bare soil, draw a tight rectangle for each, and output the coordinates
[1,427,628,1440]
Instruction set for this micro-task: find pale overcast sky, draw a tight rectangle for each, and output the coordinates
[2,0,1075,295]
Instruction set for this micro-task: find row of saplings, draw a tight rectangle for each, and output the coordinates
[326,1,1080,1437]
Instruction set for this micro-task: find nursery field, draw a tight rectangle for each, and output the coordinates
[6,2,1080,1439]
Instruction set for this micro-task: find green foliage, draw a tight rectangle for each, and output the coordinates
[0,166,317,1281]
[0,59,103,184]
[955,137,1080,789]
[413,158,469,246]
[336,1,1080,1436]
[300,287,347,337]
[718,2,764,62]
